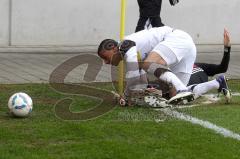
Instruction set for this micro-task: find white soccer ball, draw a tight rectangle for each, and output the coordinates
[8,92,33,117]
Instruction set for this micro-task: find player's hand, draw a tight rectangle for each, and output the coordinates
[111,91,128,106]
[224,28,231,47]
[119,96,127,106]
[169,0,179,6]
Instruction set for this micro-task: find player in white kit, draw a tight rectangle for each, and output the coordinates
[97,26,196,105]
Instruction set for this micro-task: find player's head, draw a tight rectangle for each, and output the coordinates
[97,39,122,66]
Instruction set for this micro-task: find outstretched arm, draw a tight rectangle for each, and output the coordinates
[195,29,231,76]
[219,28,231,72]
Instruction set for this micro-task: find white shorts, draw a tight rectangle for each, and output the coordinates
[152,29,196,85]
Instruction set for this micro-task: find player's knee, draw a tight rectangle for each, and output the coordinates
[141,62,150,72]
[146,63,170,78]
[154,68,168,78]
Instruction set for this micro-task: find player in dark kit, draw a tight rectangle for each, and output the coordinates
[154,29,231,103]
[188,29,231,101]
[189,29,230,85]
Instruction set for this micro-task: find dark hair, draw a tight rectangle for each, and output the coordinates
[97,39,118,56]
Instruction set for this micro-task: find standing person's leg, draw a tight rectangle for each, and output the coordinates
[135,17,148,32]
[150,17,164,27]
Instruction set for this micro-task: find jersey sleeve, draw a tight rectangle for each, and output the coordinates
[118,40,140,79]
[124,46,143,97]
[119,40,146,97]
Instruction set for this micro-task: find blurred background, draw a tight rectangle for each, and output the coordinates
[0,0,239,47]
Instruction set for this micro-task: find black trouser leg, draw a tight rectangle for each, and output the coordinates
[150,16,164,27]
[135,17,148,32]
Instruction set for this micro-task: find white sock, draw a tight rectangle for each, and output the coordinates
[159,72,187,91]
[189,79,219,98]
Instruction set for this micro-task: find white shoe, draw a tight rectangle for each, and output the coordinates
[168,91,194,105]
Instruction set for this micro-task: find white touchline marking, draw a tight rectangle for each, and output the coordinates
[232,92,240,96]
[155,108,240,141]
[175,104,199,109]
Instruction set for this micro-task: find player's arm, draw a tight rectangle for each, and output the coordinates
[119,40,139,77]
[119,40,147,105]
[195,29,231,76]
[220,28,231,72]
[137,0,145,8]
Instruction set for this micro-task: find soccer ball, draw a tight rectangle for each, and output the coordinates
[8,92,33,117]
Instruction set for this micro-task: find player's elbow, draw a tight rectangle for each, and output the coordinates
[219,65,229,73]
[221,68,228,74]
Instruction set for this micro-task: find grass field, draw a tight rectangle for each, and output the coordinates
[0,82,240,159]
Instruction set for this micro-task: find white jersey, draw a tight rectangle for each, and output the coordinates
[122,26,196,79]
[124,26,174,62]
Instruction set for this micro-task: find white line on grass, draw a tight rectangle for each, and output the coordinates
[175,104,199,109]
[232,92,240,96]
[155,108,240,141]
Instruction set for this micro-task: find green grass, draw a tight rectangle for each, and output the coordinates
[0,82,240,159]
